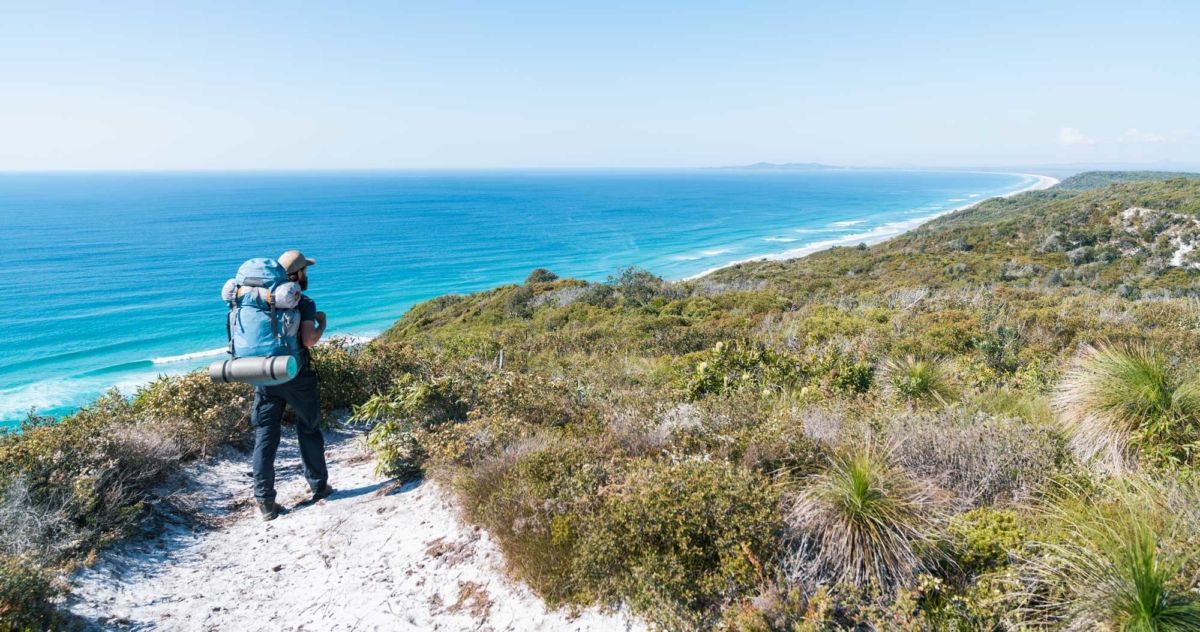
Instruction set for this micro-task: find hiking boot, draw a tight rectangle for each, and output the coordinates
[312,484,335,502]
[259,501,283,522]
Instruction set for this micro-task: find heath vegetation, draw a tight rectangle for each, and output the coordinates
[5,173,1200,630]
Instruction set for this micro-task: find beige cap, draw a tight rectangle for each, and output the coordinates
[278,250,316,274]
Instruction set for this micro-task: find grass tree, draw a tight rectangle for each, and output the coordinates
[787,444,942,592]
[1030,480,1200,631]
[880,355,958,406]
[1054,344,1200,469]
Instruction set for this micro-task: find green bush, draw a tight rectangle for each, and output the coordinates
[576,459,783,629]
[310,336,370,413]
[686,341,799,399]
[504,285,535,319]
[578,282,616,307]
[609,267,665,308]
[0,555,60,632]
[946,508,1024,577]
[132,371,252,458]
[455,436,610,606]
[525,268,560,284]
[0,390,193,562]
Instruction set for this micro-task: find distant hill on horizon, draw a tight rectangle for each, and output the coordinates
[713,162,844,171]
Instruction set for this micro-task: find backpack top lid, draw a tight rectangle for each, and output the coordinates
[235,258,289,290]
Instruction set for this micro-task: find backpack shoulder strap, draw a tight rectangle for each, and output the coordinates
[225,286,239,357]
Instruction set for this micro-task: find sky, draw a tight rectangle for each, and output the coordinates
[1,1,1198,170]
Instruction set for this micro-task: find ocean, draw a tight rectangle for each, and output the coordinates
[0,170,1032,428]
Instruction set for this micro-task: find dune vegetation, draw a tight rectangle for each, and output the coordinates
[4,173,1200,630]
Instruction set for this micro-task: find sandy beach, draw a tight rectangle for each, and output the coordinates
[685,172,1060,280]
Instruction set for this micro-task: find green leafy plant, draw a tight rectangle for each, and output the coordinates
[524,268,559,284]
[608,266,665,308]
[947,508,1024,577]
[132,371,252,458]
[309,336,370,414]
[0,555,61,632]
[577,459,782,630]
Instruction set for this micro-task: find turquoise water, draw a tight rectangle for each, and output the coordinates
[0,170,1030,427]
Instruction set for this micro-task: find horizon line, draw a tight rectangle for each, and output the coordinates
[1,161,1197,175]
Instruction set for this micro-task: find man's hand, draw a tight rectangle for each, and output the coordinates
[301,312,327,348]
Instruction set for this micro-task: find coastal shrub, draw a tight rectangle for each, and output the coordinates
[504,285,535,319]
[354,373,470,430]
[0,555,60,632]
[609,266,665,308]
[888,410,1062,508]
[786,444,942,592]
[353,372,471,477]
[971,387,1054,426]
[684,341,872,401]
[132,371,252,457]
[811,352,874,395]
[363,419,427,481]
[1053,343,1200,469]
[1028,480,1200,631]
[454,435,610,607]
[686,341,799,399]
[946,508,1025,577]
[524,268,559,284]
[0,389,193,566]
[880,356,958,405]
[576,459,783,629]
[663,392,827,477]
[310,336,369,413]
[355,340,436,394]
[578,282,616,308]
[720,583,813,632]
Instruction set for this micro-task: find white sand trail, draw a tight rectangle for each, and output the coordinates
[68,426,643,632]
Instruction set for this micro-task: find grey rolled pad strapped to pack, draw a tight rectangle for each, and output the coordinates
[209,355,298,384]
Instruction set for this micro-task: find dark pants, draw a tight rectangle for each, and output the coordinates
[251,368,328,504]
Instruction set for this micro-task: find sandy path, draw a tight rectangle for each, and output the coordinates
[68,426,643,632]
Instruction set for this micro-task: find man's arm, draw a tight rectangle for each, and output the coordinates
[301,311,327,348]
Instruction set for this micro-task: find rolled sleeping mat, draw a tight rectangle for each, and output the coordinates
[209,355,298,386]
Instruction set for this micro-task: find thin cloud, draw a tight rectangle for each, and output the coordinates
[1117,128,1166,143]
[1059,127,1095,145]
[1170,129,1195,143]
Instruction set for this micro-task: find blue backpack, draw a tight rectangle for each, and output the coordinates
[221,258,303,369]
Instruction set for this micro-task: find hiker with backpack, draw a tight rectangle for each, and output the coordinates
[211,250,334,521]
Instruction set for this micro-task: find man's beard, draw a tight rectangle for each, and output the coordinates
[299,277,308,291]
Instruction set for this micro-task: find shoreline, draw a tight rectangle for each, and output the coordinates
[0,173,1058,427]
[682,172,1059,281]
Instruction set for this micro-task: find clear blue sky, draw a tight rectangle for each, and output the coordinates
[2,1,1197,170]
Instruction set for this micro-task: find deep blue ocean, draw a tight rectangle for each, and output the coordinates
[0,170,1031,428]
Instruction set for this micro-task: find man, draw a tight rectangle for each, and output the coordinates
[251,250,334,521]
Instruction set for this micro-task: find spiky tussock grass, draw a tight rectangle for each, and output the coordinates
[1053,344,1200,468]
[880,356,958,406]
[1030,480,1200,632]
[787,444,942,592]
